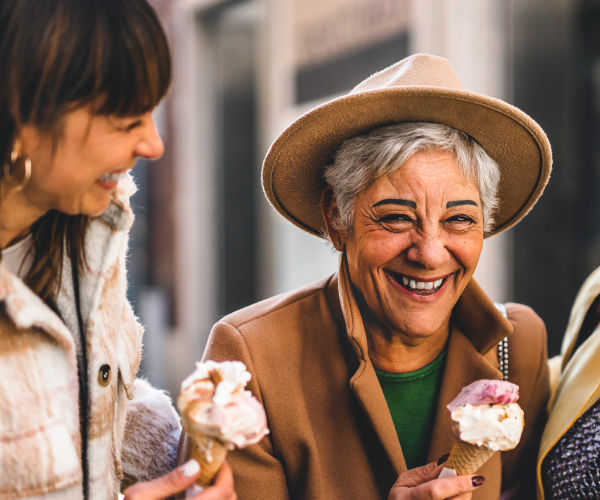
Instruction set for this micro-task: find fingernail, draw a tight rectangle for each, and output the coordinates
[179,459,200,477]
[472,475,485,487]
[436,453,450,465]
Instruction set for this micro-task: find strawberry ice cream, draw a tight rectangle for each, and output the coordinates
[177,360,269,486]
[443,379,524,475]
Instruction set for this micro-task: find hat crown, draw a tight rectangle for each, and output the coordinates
[351,53,464,94]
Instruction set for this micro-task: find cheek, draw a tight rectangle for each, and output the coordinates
[452,236,483,271]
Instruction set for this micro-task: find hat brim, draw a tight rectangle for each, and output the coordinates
[262,87,552,237]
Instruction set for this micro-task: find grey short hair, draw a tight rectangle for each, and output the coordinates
[323,122,500,236]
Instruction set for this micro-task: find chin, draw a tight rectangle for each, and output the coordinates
[394,316,449,339]
[82,198,113,216]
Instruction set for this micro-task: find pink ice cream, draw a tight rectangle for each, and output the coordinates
[447,379,520,411]
[177,360,269,449]
[447,379,524,451]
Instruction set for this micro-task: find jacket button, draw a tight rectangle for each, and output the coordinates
[98,364,111,386]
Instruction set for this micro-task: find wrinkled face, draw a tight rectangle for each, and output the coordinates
[340,150,484,341]
[18,105,164,217]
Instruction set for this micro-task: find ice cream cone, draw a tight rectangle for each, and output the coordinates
[444,441,495,475]
[189,435,228,487]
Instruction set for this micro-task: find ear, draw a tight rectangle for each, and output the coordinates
[13,125,39,156]
[320,186,345,251]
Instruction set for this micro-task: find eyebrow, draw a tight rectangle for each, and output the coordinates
[372,199,417,208]
[446,200,479,208]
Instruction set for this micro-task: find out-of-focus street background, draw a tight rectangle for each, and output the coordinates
[131,0,600,397]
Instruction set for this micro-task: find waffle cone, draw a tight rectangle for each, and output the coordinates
[444,441,495,475]
[189,435,228,487]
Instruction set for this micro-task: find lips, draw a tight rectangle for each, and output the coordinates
[99,171,128,183]
[386,270,451,295]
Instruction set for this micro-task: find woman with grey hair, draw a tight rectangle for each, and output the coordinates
[201,54,552,499]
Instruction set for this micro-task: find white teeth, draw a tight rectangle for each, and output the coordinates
[99,171,127,183]
[399,275,445,291]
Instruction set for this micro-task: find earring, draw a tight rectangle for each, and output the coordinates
[4,149,32,192]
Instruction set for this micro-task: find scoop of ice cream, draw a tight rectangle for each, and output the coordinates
[447,379,519,411]
[178,360,269,449]
[449,402,524,451]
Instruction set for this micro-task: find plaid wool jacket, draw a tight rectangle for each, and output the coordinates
[0,177,180,499]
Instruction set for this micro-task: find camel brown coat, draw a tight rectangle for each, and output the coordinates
[204,259,550,499]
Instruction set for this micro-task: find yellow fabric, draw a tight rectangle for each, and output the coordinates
[537,265,600,499]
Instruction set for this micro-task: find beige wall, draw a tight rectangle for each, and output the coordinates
[294,0,410,68]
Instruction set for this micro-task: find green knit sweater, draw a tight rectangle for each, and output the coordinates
[375,349,446,469]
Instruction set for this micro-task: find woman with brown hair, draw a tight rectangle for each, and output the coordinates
[0,0,234,498]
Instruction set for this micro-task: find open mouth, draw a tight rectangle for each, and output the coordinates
[99,171,128,183]
[387,271,450,295]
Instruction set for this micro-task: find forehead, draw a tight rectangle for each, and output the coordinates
[368,150,479,197]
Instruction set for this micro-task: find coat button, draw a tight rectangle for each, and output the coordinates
[98,364,111,386]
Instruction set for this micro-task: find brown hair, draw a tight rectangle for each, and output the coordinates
[0,0,171,302]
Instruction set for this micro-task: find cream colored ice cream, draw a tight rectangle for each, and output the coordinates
[177,360,269,486]
[443,379,524,475]
[449,402,523,451]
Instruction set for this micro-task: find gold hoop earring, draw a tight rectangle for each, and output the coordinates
[4,149,32,192]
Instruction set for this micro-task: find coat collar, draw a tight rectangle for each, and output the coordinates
[537,265,600,498]
[328,254,512,474]
[0,182,135,377]
[0,262,75,354]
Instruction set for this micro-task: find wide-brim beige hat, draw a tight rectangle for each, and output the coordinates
[262,53,552,237]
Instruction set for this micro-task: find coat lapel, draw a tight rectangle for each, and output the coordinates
[429,279,512,461]
[559,265,600,369]
[538,334,600,461]
[537,268,600,485]
[0,263,75,355]
[336,260,511,475]
[337,256,406,474]
[427,325,503,462]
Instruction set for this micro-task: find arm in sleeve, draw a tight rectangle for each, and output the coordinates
[201,320,291,500]
[500,303,550,498]
[120,378,182,487]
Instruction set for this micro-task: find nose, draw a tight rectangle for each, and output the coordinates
[405,230,449,270]
[136,116,165,160]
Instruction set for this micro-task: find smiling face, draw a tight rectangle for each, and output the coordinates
[326,149,484,345]
[17,106,164,217]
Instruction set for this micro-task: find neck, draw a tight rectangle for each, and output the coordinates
[366,321,450,373]
[0,185,44,248]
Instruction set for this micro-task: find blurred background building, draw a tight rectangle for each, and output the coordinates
[130,0,600,397]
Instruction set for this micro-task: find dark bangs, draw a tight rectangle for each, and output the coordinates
[93,0,172,116]
[9,0,171,128]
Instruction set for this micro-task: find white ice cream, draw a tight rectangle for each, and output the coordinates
[450,402,524,451]
[178,360,269,449]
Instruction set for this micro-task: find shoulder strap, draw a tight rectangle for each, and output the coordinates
[494,303,509,381]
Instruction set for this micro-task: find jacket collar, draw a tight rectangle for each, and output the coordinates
[0,181,135,365]
[537,265,600,498]
[0,262,75,354]
[328,254,511,474]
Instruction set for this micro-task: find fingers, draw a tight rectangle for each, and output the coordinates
[390,461,446,488]
[190,462,236,500]
[122,459,201,500]
[389,460,485,500]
